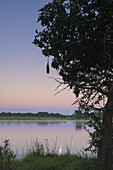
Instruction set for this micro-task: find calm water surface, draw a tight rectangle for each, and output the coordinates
[0,120,93,158]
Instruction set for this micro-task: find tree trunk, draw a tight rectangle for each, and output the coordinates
[98,89,113,169]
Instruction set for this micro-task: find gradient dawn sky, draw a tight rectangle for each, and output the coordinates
[0,0,77,115]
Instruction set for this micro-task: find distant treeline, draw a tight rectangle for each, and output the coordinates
[0,112,67,118]
[0,110,88,119]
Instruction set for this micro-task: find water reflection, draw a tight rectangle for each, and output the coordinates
[59,145,62,154]
[0,120,91,158]
[0,120,87,130]
[0,120,67,126]
[73,121,84,130]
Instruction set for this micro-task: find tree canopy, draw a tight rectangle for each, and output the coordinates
[33,0,113,111]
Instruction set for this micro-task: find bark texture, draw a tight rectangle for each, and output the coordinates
[98,89,113,169]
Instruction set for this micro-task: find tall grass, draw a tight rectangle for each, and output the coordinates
[0,139,104,170]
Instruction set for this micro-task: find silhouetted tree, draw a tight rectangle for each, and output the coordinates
[33,0,113,168]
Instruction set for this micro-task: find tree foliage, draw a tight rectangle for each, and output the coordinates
[34,0,113,111]
[85,111,103,154]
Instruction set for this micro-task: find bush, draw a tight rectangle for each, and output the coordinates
[0,139,16,170]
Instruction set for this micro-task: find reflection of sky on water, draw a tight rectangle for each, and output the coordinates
[0,120,93,158]
[0,120,88,129]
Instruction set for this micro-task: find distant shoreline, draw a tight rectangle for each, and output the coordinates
[0,111,89,120]
[0,117,88,120]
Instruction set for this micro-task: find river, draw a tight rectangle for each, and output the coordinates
[0,120,93,158]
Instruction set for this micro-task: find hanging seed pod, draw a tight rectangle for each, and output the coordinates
[46,57,50,74]
[46,63,50,74]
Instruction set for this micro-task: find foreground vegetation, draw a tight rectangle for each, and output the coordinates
[13,153,101,170]
[0,139,103,170]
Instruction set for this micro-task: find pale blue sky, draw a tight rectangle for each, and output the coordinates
[0,0,76,115]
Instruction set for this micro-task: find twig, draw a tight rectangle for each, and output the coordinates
[54,85,69,96]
